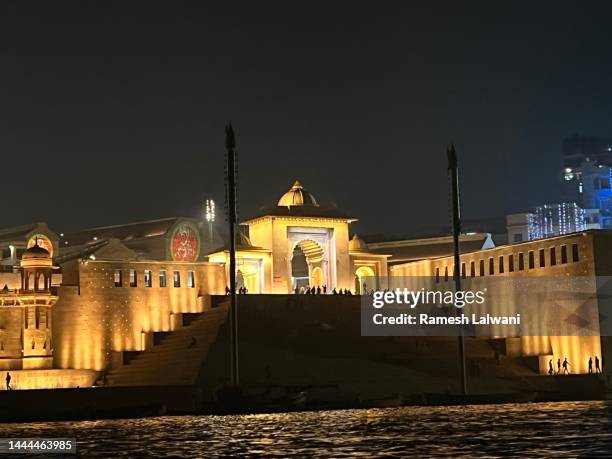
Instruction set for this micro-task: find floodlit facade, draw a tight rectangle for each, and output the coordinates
[0,179,610,388]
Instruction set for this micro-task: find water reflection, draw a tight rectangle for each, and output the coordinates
[1,401,612,457]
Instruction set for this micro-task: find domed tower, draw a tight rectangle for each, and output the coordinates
[0,241,57,372]
[20,241,56,293]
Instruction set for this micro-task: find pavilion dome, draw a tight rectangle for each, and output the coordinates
[277,180,319,208]
[349,234,368,251]
[20,242,54,269]
[22,243,50,260]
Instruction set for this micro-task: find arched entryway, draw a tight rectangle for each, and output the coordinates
[236,263,260,293]
[355,266,377,294]
[290,239,327,291]
[311,267,324,287]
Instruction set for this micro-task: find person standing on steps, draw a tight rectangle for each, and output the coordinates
[589,356,593,373]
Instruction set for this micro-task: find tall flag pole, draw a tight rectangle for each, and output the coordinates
[447,144,467,395]
[225,123,239,387]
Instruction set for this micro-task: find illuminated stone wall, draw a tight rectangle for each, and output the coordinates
[390,231,607,374]
[53,260,225,371]
[1,369,97,390]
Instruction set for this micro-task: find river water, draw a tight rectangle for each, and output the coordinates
[1,401,611,457]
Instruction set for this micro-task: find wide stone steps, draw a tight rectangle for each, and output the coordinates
[105,305,229,386]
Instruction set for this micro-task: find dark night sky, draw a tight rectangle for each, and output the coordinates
[1,1,612,237]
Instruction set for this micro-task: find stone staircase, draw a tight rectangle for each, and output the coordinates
[105,305,229,386]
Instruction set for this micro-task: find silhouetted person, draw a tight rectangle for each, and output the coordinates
[557,358,561,374]
[1,284,8,293]
[338,288,344,295]
[305,287,311,295]
[225,286,230,295]
[316,286,321,295]
[596,355,602,373]
[589,356,593,373]
[310,287,316,295]
[294,286,299,294]
[244,287,248,294]
[562,357,570,374]
[345,289,351,295]
[332,288,338,295]
[323,285,327,294]
[548,359,554,375]
[5,372,10,390]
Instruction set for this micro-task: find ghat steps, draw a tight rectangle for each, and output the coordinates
[105,304,229,386]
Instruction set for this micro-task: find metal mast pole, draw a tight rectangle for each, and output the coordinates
[447,144,467,395]
[225,123,239,387]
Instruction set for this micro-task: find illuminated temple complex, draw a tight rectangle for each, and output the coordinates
[0,181,611,391]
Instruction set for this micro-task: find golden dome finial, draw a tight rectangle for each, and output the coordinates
[277,180,319,208]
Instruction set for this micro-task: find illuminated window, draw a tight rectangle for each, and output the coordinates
[173,271,181,288]
[572,244,579,262]
[498,256,504,274]
[470,261,475,277]
[528,251,535,269]
[114,270,122,287]
[489,257,494,275]
[144,270,152,288]
[561,245,568,264]
[550,247,557,266]
[539,249,546,268]
[518,253,524,271]
[479,260,485,276]
[187,271,195,288]
[508,254,514,272]
[129,269,137,287]
[159,270,167,288]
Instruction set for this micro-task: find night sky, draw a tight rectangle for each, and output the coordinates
[2,2,612,238]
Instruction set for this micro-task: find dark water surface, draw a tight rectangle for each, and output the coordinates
[1,401,612,457]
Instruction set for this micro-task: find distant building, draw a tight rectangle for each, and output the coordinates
[507,203,591,243]
[562,135,612,228]
[531,203,587,239]
[506,212,537,243]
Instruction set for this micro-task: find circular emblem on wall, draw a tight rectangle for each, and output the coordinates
[27,234,54,257]
[170,223,199,261]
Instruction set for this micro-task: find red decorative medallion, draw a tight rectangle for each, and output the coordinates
[171,224,199,261]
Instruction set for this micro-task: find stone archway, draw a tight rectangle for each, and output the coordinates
[355,266,377,294]
[311,267,324,287]
[286,227,336,293]
[289,238,328,291]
